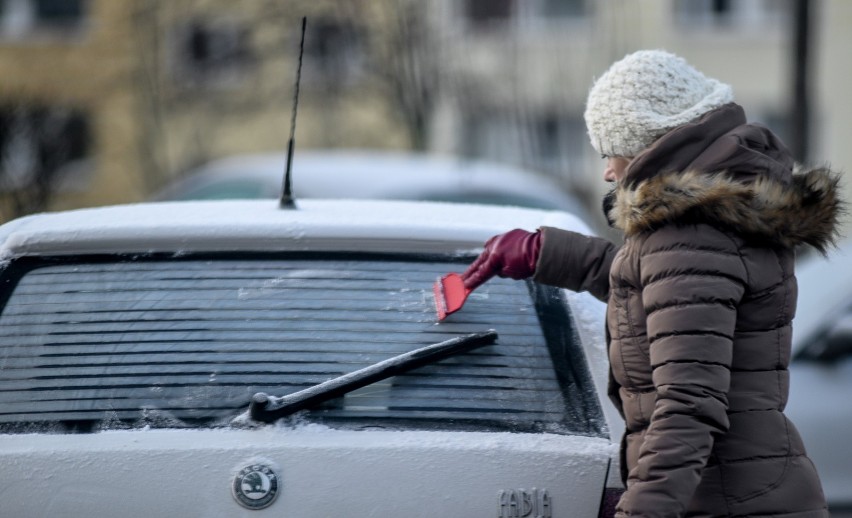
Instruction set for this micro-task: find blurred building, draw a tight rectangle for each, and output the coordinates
[429,0,852,229]
[0,0,850,234]
[0,0,123,218]
[0,0,412,221]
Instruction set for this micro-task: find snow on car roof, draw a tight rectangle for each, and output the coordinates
[0,198,592,259]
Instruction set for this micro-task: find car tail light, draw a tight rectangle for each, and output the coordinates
[598,487,624,518]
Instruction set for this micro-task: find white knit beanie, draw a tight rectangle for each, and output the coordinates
[584,50,734,158]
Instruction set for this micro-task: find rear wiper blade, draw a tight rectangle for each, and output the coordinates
[248,330,498,423]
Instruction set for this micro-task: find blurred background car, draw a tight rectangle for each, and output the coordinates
[152,149,598,223]
[788,240,852,515]
[0,197,623,517]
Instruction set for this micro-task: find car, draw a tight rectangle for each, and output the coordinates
[0,198,623,517]
[787,239,852,514]
[152,149,594,218]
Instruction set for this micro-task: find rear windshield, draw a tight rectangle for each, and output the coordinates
[0,254,603,436]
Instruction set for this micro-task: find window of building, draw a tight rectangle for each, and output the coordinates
[170,18,254,89]
[302,17,363,86]
[673,0,791,29]
[539,0,588,18]
[0,0,88,39]
[0,103,92,196]
[33,0,84,27]
[461,111,517,164]
[465,0,514,26]
[532,113,587,176]
[463,0,588,31]
[461,110,587,179]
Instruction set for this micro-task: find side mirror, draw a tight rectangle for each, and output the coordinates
[803,314,852,363]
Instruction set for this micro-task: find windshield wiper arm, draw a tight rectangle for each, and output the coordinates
[248,330,498,423]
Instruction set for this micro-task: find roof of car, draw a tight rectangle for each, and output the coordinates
[153,149,588,214]
[792,239,852,352]
[0,199,591,259]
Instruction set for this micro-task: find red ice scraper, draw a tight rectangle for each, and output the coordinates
[433,272,471,321]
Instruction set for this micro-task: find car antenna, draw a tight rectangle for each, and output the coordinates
[279,16,306,209]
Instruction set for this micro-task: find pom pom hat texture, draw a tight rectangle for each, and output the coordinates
[584,50,735,158]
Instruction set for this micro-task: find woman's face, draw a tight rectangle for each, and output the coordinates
[603,157,631,183]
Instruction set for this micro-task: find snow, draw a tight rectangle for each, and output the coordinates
[563,288,624,487]
[0,425,615,518]
[1,425,614,458]
[0,198,591,259]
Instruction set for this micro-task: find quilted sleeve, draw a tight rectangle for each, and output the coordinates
[532,226,619,302]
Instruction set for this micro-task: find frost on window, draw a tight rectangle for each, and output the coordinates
[0,254,604,436]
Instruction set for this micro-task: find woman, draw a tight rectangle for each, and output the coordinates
[461,50,840,517]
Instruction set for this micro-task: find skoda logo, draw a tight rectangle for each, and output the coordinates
[232,463,280,510]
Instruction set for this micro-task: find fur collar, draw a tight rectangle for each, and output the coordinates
[610,167,843,253]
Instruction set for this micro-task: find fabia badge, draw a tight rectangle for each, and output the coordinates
[232,463,280,510]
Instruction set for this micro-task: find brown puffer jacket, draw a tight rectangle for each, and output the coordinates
[534,103,841,517]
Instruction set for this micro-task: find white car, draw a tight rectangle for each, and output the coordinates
[788,240,852,513]
[0,199,622,517]
[152,149,593,218]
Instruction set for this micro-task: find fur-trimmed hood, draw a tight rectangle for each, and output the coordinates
[610,166,843,253]
[607,103,844,253]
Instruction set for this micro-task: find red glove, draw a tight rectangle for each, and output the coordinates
[461,229,542,291]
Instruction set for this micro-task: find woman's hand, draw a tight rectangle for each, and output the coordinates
[461,229,542,291]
